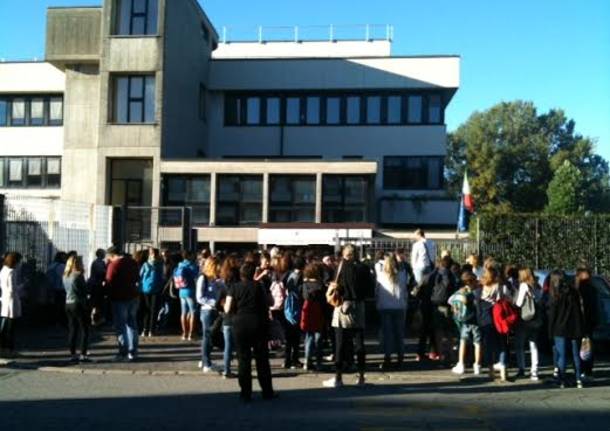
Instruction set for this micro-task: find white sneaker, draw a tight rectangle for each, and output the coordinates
[202,365,219,373]
[451,363,465,375]
[473,364,481,375]
[322,377,343,388]
[127,353,136,362]
[355,375,365,386]
[324,354,334,362]
[531,370,539,381]
[198,361,203,369]
[493,362,503,371]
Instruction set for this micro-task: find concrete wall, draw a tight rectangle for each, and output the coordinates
[46,7,102,64]
[213,40,391,59]
[0,128,63,156]
[209,56,460,91]
[161,0,212,159]
[0,62,65,92]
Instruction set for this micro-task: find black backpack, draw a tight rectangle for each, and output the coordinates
[430,270,455,305]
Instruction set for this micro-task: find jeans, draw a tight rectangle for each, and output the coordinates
[112,299,139,356]
[481,325,506,367]
[335,327,365,378]
[554,336,582,381]
[283,321,301,366]
[304,331,322,366]
[379,309,406,361]
[65,303,90,355]
[141,293,158,334]
[0,317,16,351]
[200,308,217,368]
[417,302,436,356]
[515,323,539,372]
[223,325,234,374]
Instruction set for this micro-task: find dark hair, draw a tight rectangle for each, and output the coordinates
[549,270,569,300]
[374,250,385,262]
[293,256,306,271]
[277,254,292,274]
[106,245,121,256]
[440,255,452,269]
[240,262,256,281]
[415,228,426,238]
[220,254,240,283]
[182,250,195,261]
[303,262,322,280]
[95,248,105,259]
[504,264,518,280]
[3,252,18,269]
[461,271,477,287]
[461,263,473,273]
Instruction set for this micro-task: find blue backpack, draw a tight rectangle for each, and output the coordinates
[284,273,302,325]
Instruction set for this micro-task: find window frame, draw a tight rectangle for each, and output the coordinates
[322,175,372,223]
[216,175,263,226]
[114,0,159,36]
[268,175,316,223]
[0,156,61,189]
[383,156,445,190]
[111,74,156,124]
[162,174,211,226]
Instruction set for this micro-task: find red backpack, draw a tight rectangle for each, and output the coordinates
[492,299,518,335]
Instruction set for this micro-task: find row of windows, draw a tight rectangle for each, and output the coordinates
[0,96,63,127]
[0,157,61,189]
[383,156,444,190]
[225,92,444,126]
[162,174,372,226]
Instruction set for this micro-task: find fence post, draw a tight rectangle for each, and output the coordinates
[594,216,599,274]
[534,217,540,270]
[476,216,481,259]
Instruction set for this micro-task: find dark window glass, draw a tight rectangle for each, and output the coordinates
[408,95,423,124]
[113,75,155,123]
[26,158,43,187]
[0,99,7,126]
[266,97,280,125]
[216,175,262,226]
[306,97,320,125]
[326,97,340,125]
[246,97,261,125]
[366,96,381,124]
[286,97,300,125]
[225,96,241,125]
[46,158,61,188]
[428,94,442,124]
[163,175,210,226]
[269,175,316,222]
[11,98,25,126]
[322,175,370,222]
[383,156,444,190]
[115,0,158,35]
[387,96,402,124]
[346,96,360,124]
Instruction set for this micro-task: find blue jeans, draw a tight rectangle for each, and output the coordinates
[304,331,322,365]
[481,325,506,367]
[112,299,139,356]
[379,309,406,360]
[554,336,582,381]
[223,325,234,374]
[200,308,217,367]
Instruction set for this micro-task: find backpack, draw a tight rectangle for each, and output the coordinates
[449,289,473,325]
[284,288,301,325]
[520,289,536,321]
[430,271,454,305]
[492,299,518,335]
[173,265,190,289]
[269,280,286,310]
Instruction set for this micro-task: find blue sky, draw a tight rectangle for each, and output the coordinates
[1,0,609,160]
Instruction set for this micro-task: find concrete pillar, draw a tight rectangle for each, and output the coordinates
[209,172,217,226]
[315,172,323,223]
[262,173,269,223]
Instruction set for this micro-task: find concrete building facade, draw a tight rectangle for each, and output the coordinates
[0,0,460,250]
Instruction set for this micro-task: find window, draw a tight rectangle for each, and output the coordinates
[0,99,7,126]
[428,94,442,124]
[49,97,63,125]
[216,175,262,226]
[246,97,260,125]
[8,159,23,186]
[225,96,242,125]
[326,97,340,125]
[0,157,61,189]
[286,97,301,125]
[162,175,211,226]
[112,75,155,123]
[306,97,320,125]
[269,175,316,222]
[115,0,158,35]
[407,95,423,124]
[387,96,402,124]
[27,158,43,187]
[266,97,280,125]
[29,98,45,126]
[46,158,61,188]
[383,156,444,190]
[322,175,371,222]
[198,84,207,122]
[346,96,361,124]
[11,98,25,126]
[0,159,4,187]
[366,96,381,124]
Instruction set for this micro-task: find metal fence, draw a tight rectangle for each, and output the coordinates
[0,195,113,273]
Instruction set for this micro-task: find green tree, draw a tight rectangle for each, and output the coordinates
[545,160,585,214]
[447,101,610,213]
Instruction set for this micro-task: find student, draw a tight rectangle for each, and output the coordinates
[301,262,326,371]
[139,248,164,337]
[450,271,482,375]
[196,256,222,373]
[284,256,305,369]
[514,267,542,380]
[174,251,199,341]
[63,255,90,361]
[576,265,597,382]
[410,229,437,285]
[217,254,241,378]
[375,254,408,370]
[224,262,276,402]
[89,249,107,326]
[0,253,21,357]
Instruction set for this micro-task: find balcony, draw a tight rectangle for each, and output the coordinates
[46,7,102,67]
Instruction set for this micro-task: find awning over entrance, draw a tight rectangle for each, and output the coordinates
[258,223,374,246]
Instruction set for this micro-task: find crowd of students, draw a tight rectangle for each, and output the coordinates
[0,228,600,401]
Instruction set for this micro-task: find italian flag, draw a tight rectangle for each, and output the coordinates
[462,171,475,213]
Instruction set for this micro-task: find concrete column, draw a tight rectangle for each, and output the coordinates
[262,173,270,223]
[209,172,217,226]
[315,172,323,223]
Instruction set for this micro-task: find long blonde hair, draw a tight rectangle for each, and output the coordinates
[64,255,84,277]
[518,267,535,286]
[383,255,399,285]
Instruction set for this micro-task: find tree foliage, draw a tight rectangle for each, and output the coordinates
[447,101,610,213]
[545,160,585,214]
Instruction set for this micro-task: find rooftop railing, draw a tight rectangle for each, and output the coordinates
[219,24,394,44]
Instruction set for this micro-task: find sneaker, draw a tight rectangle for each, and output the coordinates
[322,377,343,388]
[113,354,126,362]
[222,371,234,379]
[181,334,187,341]
[203,365,219,373]
[553,368,559,379]
[127,353,136,362]
[147,332,153,338]
[355,375,366,386]
[323,354,334,362]
[493,362,503,371]
[69,354,79,363]
[515,369,525,378]
[428,352,440,361]
[198,361,203,369]
[530,370,539,381]
[576,380,584,389]
[79,354,91,363]
[415,353,424,362]
[473,364,481,375]
[451,363,465,375]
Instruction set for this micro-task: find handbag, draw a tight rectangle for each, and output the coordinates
[580,337,592,362]
[326,261,344,308]
[521,287,536,321]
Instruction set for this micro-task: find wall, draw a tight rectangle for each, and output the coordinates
[213,40,391,59]
[0,62,65,92]
[46,7,102,64]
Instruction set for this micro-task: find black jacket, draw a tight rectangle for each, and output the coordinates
[548,287,585,339]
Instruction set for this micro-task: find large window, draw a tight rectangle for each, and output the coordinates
[112,75,156,123]
[269,175,316,222]
[322,175,371,223]
[223,92,444,127]
[0,95,64,127]
[383,156,444,190]
[114,0,159,36]
[162,175,210,226]
[0,157,61,189]
[216,175,262,226]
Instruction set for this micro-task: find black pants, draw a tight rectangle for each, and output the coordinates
[141,293,158,334]
[283,322,301,366]
[335,327,365,378]
[0,317,16,351]
[66,303,90,355]
[233,316,274,401]
[417,303,436,356]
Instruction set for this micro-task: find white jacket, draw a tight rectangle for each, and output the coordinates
[0,266,22,319]
[410,239,436,271]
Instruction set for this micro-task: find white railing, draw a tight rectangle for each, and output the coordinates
[219,24,394,44]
